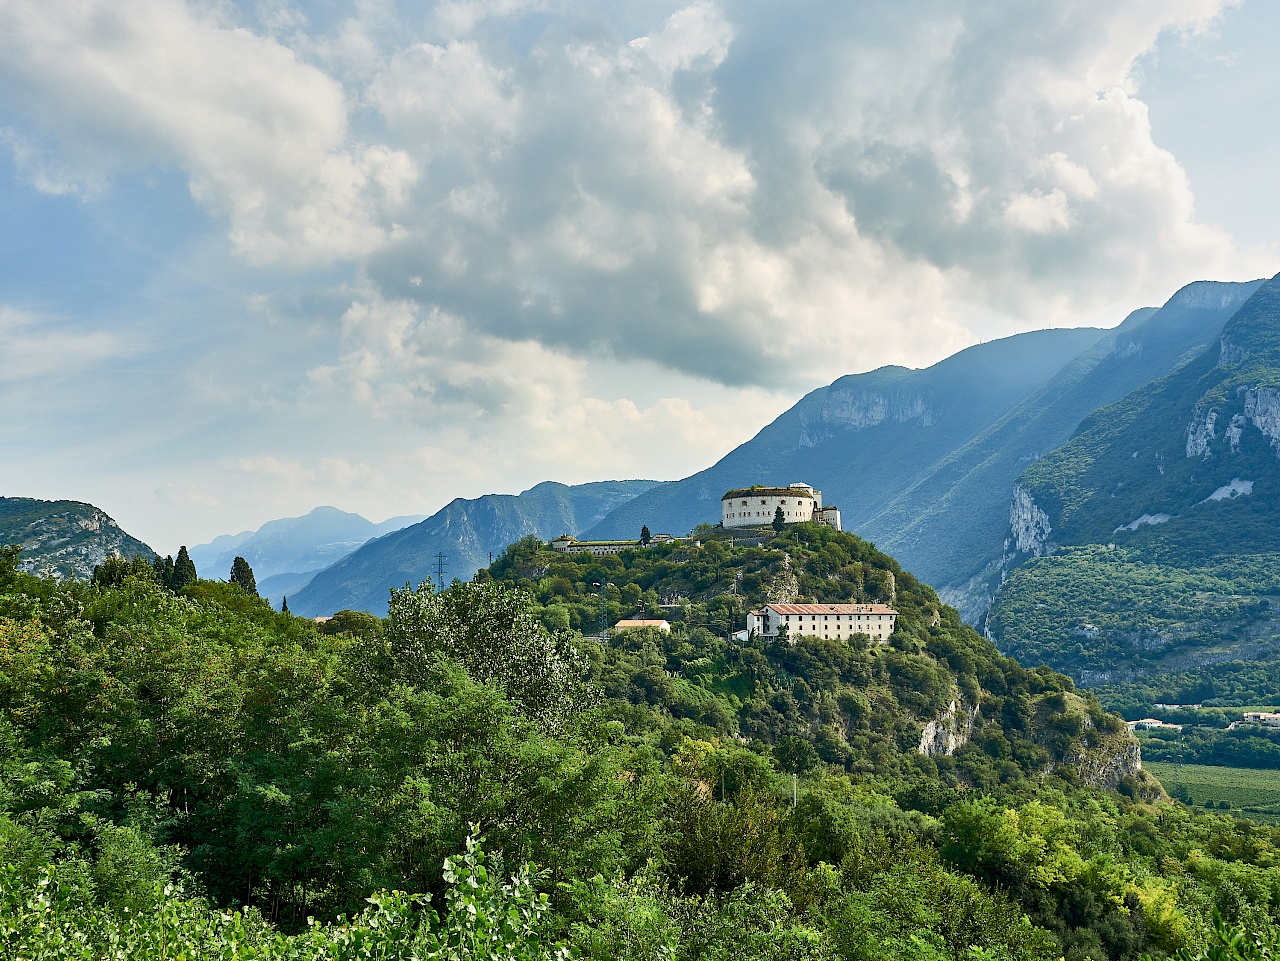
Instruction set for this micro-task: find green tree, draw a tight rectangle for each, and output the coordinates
[640,525,652,547]
[772,506,786,533]
[92,553,156,589]
[171,546,197,591]
[229,556,258,596]
[281,594,289,614]
[386,580,591,733]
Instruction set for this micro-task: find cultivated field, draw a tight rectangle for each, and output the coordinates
[1146,761,1280,824]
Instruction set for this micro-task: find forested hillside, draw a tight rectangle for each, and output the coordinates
[988,274,1280,686]
[3,532,1279,960]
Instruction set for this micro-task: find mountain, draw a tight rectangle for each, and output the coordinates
[875,279,1263,621]
[584,325,1111,543]
[188,507,426,597]
[0,496,155,579]
[988,273,1280,684]
[584,281,1259,615]
[290,479,660,616]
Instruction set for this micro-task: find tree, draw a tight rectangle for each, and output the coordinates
[640,525,652,547]
[772,506,786,532]
[92,554,156,589]
[386,580,591,733]
[152,554,176,589]
[170,547,197,591]
[281,595,289,614]
[229,556,257,596]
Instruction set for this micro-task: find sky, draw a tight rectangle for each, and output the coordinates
[1,0,1277,554]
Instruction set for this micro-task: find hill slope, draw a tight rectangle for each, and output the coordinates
[0,496,154,579]
[290,479,659,616]
[989,273,1280,683]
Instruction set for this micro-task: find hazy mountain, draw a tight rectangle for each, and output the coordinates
[189,507,425,588]
[0,496,154,580]
[584,325,1111,544]
[988,273,1280,683]
[290,480,659,617]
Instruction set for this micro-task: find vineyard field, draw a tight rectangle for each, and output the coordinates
[1146,761,1280,824]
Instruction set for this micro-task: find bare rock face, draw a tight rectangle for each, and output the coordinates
[1,497,155,580]
[799,388,934,446]
[1244,387,1280,455]
[918,697,978,757]
[1185,407,1217,458]
[1009,486,1052,557]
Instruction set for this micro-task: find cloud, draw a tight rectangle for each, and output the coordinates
[0,307,119,381]
[0,0,416,266]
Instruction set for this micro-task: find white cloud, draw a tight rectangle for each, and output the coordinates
[0,307,119,380]
[0,0,416,266]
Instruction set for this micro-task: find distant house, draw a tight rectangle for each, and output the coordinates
[1126,718,1183,732]
[613,619,671,633]
[747,602,897,643]
[1243,711,1280,728]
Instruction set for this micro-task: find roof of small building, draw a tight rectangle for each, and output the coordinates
[613,619,671,629]
[722,486,816,500]
[762,603,898,615]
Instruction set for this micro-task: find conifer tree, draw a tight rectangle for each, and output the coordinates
[772,506,786,532]
[171,546,197,591]
[281,595,289,614]
[640,525,652,546]
[229,556,258,596]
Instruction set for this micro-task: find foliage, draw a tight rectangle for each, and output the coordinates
[1144,763,1280,824]
[2,536,1280,959]
[230,556,258,597]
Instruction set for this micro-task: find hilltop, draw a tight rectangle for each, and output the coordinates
[485,524,1153,793]
[0,495,154,579]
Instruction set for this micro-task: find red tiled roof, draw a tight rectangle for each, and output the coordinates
[766,603,897,615]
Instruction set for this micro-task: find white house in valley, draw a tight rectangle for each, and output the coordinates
[721,483,841,531]
[747,602,897,643]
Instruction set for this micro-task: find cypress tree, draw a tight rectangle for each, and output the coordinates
[640,525,652,546]
[772,506,786,532]
[171,546,197,591]
[229,556,258,596]
[281,595,290,614]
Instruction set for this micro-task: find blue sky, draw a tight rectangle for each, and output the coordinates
[1,0,1277,553]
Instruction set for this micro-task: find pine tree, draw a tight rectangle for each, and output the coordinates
[640,525,652,547]
[171,546,197,591]
[281,595,289,614]
[772,506,786,532]
[229,556,258,596]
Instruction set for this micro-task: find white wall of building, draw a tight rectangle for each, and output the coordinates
[722,487,816,528]
[747,603,897,643]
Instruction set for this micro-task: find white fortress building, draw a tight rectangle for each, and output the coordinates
[721,483,841,531]
[748,602,897,643]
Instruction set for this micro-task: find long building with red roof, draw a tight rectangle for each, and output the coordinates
[747,602,897,643]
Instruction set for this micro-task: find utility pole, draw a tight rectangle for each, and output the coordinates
[435,552,447,591]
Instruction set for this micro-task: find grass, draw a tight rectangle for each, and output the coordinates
[1146,761,1280,824]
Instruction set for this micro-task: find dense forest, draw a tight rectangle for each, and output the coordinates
[2,531,1279,960]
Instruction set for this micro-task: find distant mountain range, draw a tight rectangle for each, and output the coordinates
[288,480,659,617]
[0,496,154,579]
[189,506,426,605]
